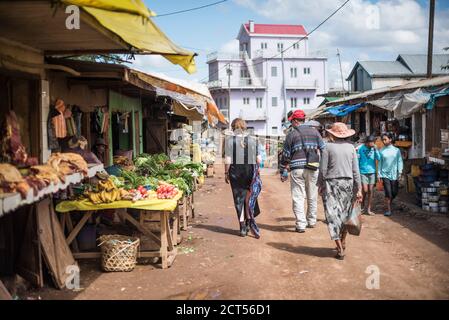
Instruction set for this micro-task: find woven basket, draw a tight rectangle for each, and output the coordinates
[98,235,140,272]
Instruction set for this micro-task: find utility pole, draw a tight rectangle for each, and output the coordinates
[427,0,435,78]
[226,63,232,129]
[281,49,288,123]
[337,48,345,95]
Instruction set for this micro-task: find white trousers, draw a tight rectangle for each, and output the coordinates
[290,169,319,229]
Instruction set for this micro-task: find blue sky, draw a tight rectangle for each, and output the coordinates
[131,0,449,89]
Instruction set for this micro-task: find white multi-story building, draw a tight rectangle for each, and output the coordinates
[206,20,328,136]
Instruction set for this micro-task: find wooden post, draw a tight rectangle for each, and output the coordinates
[427,0,435,78]
[160,212,168,269]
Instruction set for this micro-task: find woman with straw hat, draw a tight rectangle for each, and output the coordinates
[318,122,362,260]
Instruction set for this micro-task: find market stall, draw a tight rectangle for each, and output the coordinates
[50,153,204,268]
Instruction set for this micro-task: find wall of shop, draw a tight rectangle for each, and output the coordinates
[108,90,143,163]
[49,73,107,112]
[426,96,449,153]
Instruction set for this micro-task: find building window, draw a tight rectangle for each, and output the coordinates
[290,67,297,78]
[290,97,297,108]
[243,97,250,105]
[240,69,249,78]
[256,97,263,109]
[277,43,283,52]
[272,126,278,135]
[224,97,228,108]
[272,97,278,107]
[304,67,311,74]
[293,43,300,50]
[303,97,310,105]
[271,66,277,77]
[260,42,267,49]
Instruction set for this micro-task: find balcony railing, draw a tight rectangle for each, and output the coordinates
[285,79,319,89]
[253,49,328,59]
[239,109,268,121]
[207,51,247,62]
[205,77,266,89]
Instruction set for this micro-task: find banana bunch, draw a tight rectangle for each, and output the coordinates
[98,178,117,192]
[86,189,122,204]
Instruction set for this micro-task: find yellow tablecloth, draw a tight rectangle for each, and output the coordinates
[56,192,183,213]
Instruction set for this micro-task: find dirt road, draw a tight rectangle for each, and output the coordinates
[31,167,449,300]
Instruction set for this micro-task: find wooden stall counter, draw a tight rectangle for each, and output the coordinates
[55,192,183,269]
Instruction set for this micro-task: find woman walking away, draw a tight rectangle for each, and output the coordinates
[318,122,362,260]
[357,135,380,215]
[224,118,262,238]
[378,132,403,217]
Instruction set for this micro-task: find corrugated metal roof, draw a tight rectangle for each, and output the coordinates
[325,75,449,107]
[397,54,449,75]
[359,61,413,76]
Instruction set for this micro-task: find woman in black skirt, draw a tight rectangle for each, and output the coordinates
[225,118,262,238]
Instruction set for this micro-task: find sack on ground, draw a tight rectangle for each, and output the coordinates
[344,202,363,236]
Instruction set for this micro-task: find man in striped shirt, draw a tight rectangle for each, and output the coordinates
[280,110,325,233]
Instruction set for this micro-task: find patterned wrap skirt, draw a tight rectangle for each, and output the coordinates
[322,178,354,241]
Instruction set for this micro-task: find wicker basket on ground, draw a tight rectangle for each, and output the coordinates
[98,235,140,272]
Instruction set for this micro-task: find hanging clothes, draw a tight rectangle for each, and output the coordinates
[72,105,83,137]
[64,106,77,137]
[47,103,61,150]
[101,107,109,134]
[52,99,67,138]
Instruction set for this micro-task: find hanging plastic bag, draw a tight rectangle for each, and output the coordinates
[344,202,363,236]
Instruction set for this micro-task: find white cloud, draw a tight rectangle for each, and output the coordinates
[220,39,239,53]
[127,55,173,73]
[235,0,449,89]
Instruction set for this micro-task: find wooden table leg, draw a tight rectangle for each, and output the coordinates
[65,213,80,252]
[181,198,188,231]
[191,193,195,219]
[160,212,168,269]
[66,212,92,248]
[172,209,180,245]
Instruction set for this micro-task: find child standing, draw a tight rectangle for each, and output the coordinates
[357,135,380,215]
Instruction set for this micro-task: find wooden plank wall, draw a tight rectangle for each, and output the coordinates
[426,96,449,153]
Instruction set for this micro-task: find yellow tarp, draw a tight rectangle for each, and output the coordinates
[56,192,183,213]
[81,7,196,73]
[62,0,156,18]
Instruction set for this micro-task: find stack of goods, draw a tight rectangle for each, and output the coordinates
[133,153,203,195]
[169,126,192,159]
[47,152,89,177]
[82,176,156,204]
[417,164,449,213]
[0,152,90,199]
[0,163,30,197]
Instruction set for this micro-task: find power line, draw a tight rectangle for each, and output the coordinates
[201,0,351,82]
[154,0,229,18]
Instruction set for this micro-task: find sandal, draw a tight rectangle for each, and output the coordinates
[335,250,345,260]
[249,219,261,239]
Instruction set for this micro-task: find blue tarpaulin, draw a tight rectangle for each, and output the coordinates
[425,87,449,110]
[326,103,365,117]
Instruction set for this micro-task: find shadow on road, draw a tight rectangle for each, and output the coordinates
[257,223,294,233]
[195,224,239,237]
[266,242,335,258]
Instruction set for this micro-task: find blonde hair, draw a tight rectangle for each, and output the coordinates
[231,118,247,132]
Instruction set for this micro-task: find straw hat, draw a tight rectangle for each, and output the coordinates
[325,122,356,139]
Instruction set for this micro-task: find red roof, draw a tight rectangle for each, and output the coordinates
[244,23,307,35]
